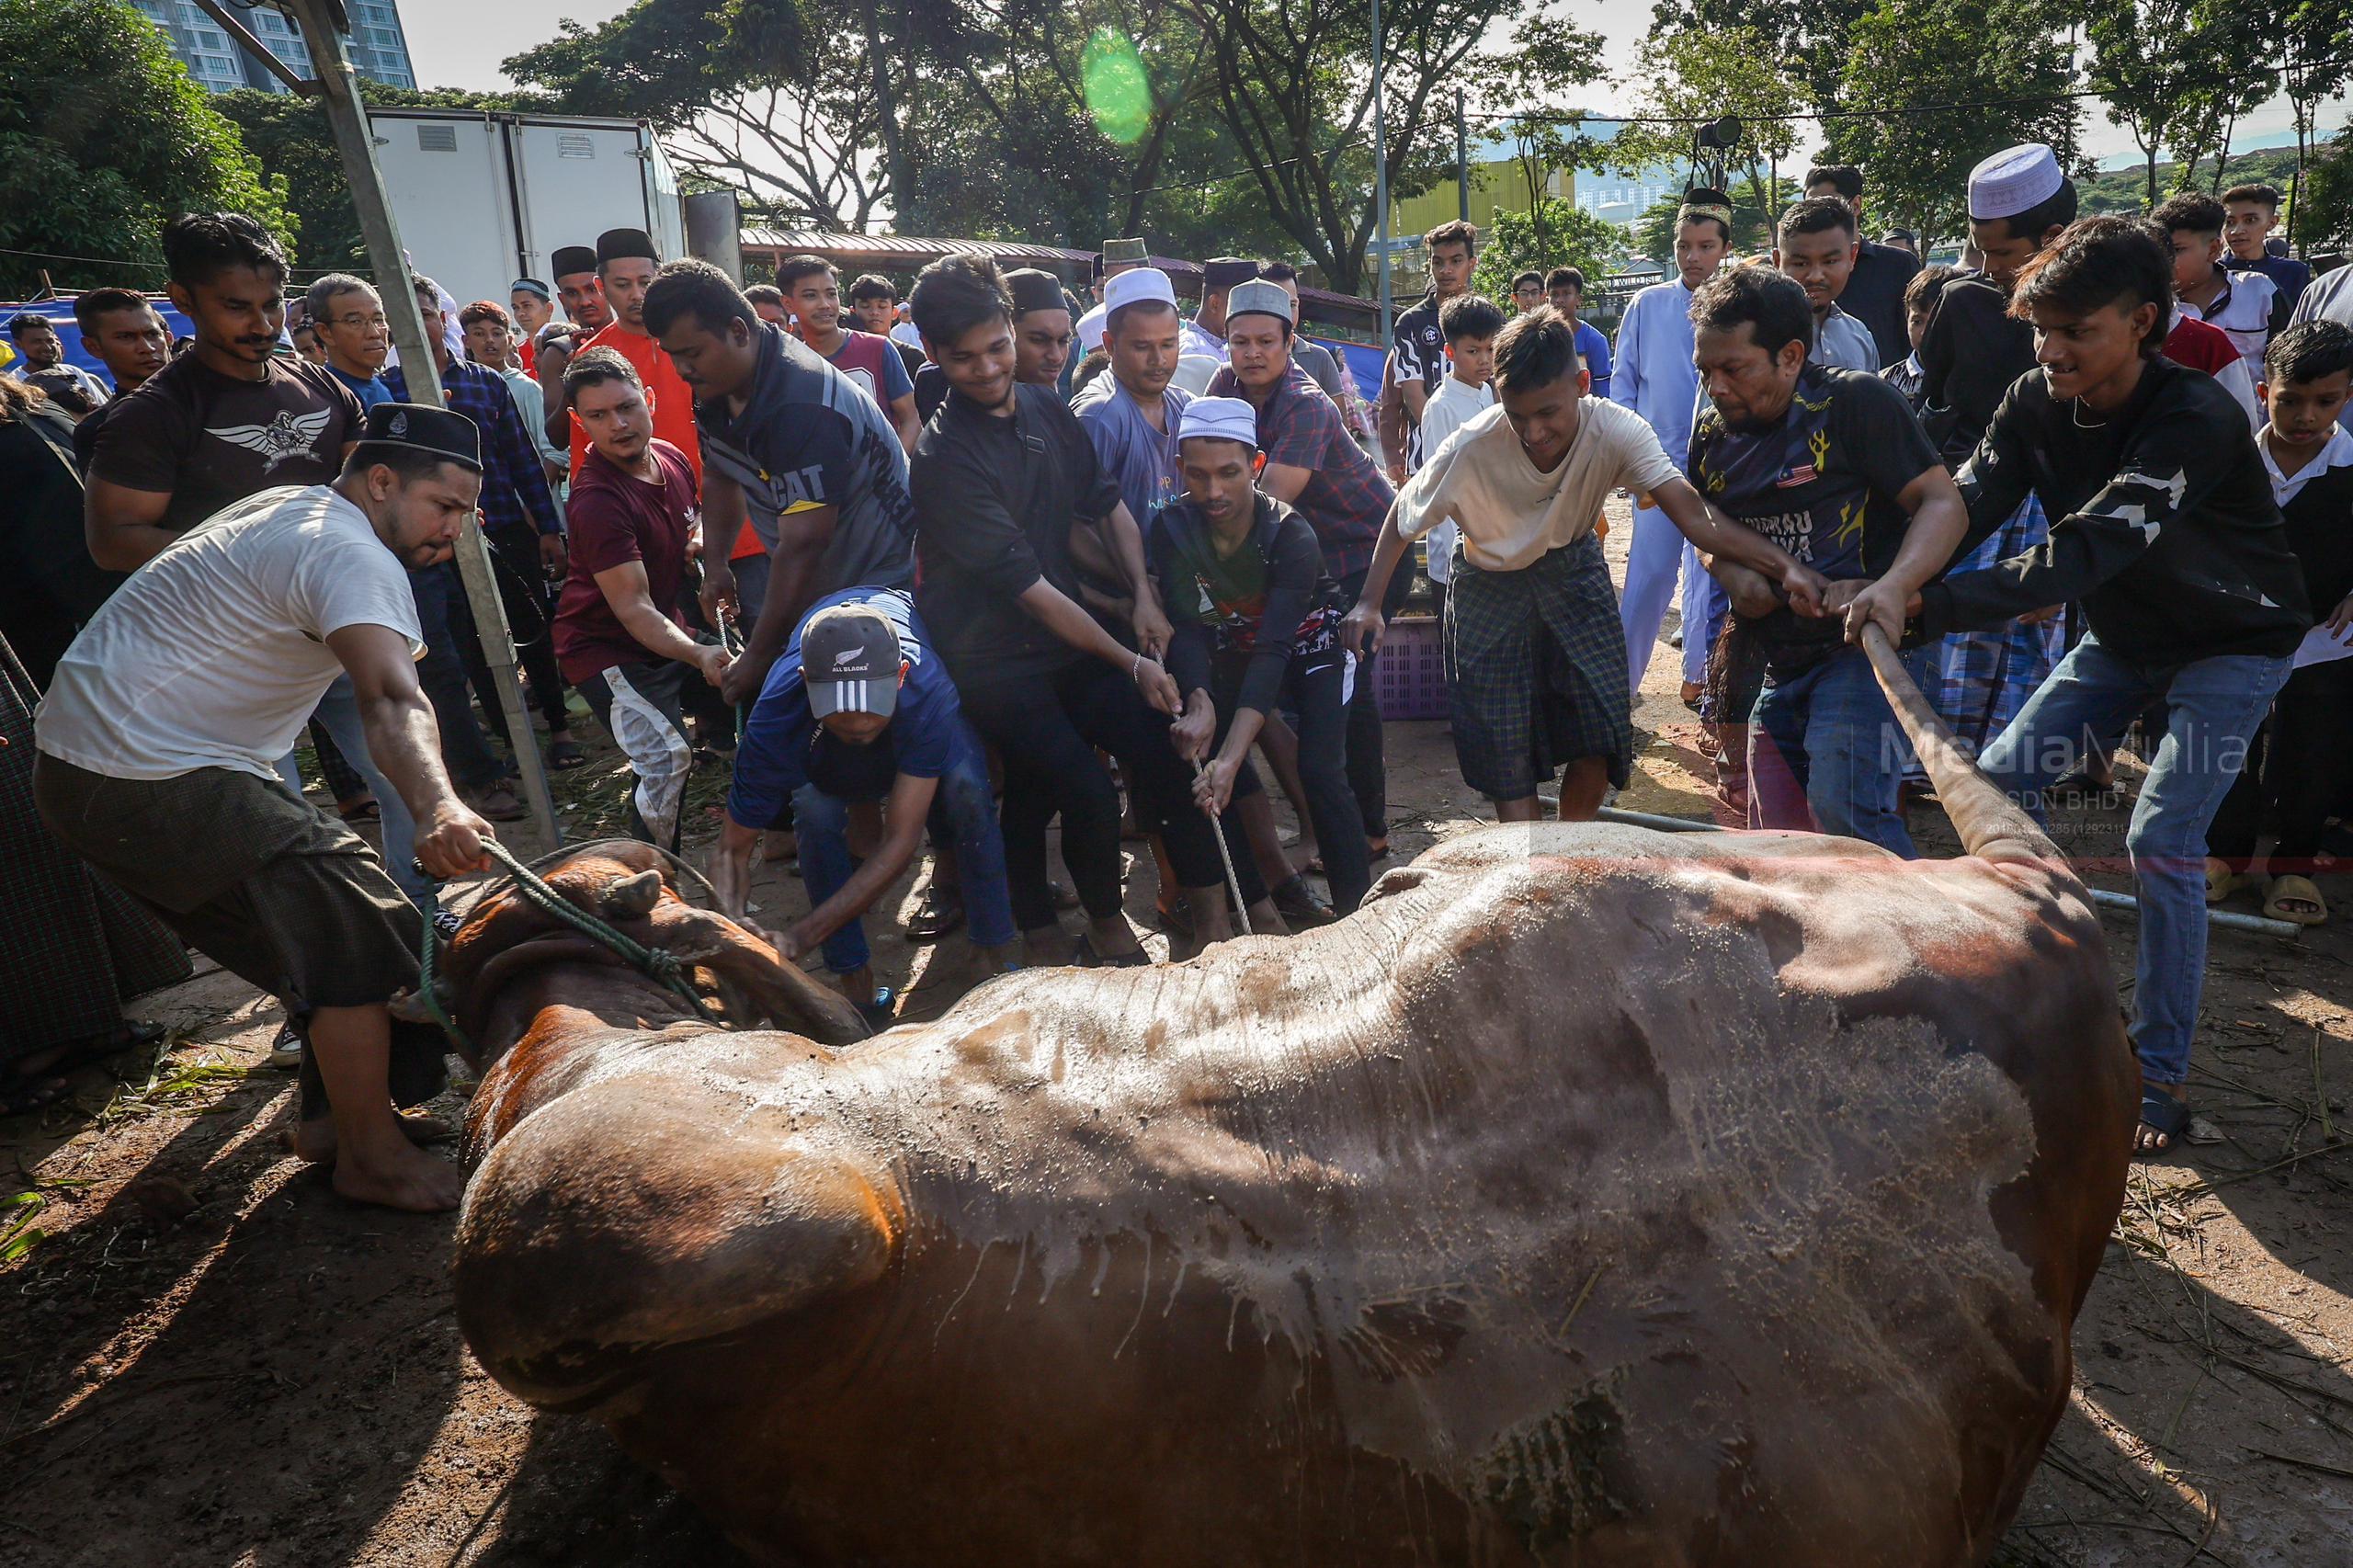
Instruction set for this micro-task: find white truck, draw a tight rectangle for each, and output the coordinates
[368,108,687,308]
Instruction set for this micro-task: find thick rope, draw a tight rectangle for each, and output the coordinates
[417,839,728,1055]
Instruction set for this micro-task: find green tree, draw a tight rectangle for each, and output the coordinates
[2298,123,2353,251]
[1469,199,1627,299]
[1605,28,1805,237]
[1647,0,1875,114]
[2082,0,2263,206]
[1180,0,1600,293]
[1827,0,2082,248]
[0,0,290,296]
[2279,0,2353,246]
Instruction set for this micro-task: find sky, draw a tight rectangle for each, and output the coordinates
[396,0,2342,175]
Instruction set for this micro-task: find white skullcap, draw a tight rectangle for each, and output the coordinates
[1178,395,1257,447]
[1104,267,1178,314]
[1968,143,2064,222]
[1225,278,1293,325]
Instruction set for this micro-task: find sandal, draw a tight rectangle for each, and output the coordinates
[2263,873,2328,926]
[1073,934,1151,968]
[336,796,381,823]
[2205,858,2252,905]
[905,888,966,942]
[547,737,587,770]
[1,1019,165,1114]
[2136,1085,2191,1153]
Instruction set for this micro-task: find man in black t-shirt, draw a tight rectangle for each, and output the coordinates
[85,214,362,572]
[1688,267,1966,856]
[1802,164,1921,366]
[904,256,1263,965]
[1839,219,2310,1156]
[1391,219,1478,470]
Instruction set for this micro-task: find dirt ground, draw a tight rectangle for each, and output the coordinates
[5,495,2350,1565]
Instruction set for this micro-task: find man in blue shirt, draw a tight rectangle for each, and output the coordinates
[713,588,1016,1023]
[1545,267,1613,399]
[1072,266,1189,534]
[1614,188,1733,702]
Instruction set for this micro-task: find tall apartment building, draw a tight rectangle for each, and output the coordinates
[131,1,417,95]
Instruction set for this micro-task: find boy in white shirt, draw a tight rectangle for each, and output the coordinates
[1416,292,1505,614]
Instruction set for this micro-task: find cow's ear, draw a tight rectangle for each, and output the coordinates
[652,905,870,1046]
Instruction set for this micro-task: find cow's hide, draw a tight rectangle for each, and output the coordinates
[449,822,2136,1568]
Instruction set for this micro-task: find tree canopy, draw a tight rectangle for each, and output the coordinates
[0,0,290,297]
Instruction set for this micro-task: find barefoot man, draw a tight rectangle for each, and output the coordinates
[34,403,496,1212]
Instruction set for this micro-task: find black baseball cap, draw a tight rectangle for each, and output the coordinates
[800,601,903,719]
[355,403,482,472]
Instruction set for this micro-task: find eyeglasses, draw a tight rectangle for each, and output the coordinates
[332,312,389,331]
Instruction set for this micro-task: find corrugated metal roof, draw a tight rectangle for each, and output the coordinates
[738,230,1378,326]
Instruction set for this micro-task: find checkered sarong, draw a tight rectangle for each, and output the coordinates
[0,636,188,1057]
[1930,492,2063,760]
[1444,533,1632,799]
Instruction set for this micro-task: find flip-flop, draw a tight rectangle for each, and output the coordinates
[904,890,966,942]
[547,738,588,770]
[2137,1085,2191,1153]
[2263,873,2328,926]
[1073,934,1150,968]
[337,798,381,822]
[2205,857,2252,904]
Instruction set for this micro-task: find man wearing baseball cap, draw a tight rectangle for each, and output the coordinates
[34,403,499,1214]
[714,587,1016,1023]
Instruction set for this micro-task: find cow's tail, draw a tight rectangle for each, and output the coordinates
[1855,624,2065,870]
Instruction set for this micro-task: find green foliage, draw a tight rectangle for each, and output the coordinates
[1826,0,2081,247]
[2074,146,2302,215]
[2297,126,2353,250]
[1627,181,1776,264]
[1647,0,1876,113]
[1605,29,1805,199]
[0,0,290,296]
[2082,0,2270,205]
[1469,200,1628,299]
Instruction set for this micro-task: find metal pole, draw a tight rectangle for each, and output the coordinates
[279,0,561,852]
[1372,0,1392,350]
[1455,87,1470,223]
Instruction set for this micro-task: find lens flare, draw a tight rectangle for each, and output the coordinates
[1083,29,1152,145]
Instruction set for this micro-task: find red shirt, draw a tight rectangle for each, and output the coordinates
[2162,311,2239,376]
[552,438,699,684]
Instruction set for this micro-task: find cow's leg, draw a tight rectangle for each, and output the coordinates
[1798,644,1919,857]
[2123,648,2293,1147]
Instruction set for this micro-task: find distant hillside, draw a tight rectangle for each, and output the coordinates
[2078,147,2303,214]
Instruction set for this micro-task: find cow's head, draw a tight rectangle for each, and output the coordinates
[407,838,868,1066]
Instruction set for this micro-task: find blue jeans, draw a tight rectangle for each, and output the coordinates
[1975,633,2291,1086]
[792,744,1016,975]
[278,674,434,912]
[1748,644,1925,857]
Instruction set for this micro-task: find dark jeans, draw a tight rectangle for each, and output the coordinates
[1340,566,1411,840]
[452,525,571,743]
[1214,651,1369,914]
[958,657,1262,931]
[2208,658,2353,873]
[412,562,507,792]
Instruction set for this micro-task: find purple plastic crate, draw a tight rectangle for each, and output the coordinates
[1370,615,1448,721]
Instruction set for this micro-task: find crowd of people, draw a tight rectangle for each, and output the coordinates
[1,142,2348,1210]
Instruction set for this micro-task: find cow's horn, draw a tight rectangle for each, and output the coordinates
[599,869,665,917]
[1855,623,2063,869]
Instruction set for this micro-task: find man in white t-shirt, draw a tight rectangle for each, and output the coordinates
[1343,309,1827,822]
[34,403,495,1215]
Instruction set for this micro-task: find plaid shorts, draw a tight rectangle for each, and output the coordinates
[1444,533,1632,800]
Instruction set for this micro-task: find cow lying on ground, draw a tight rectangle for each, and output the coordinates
[441,638,2136,1566]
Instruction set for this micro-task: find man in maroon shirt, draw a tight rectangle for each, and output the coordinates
[551,347,731,849]
[777,254,920,451]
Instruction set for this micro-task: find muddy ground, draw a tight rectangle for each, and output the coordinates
[4,498,2349,1565]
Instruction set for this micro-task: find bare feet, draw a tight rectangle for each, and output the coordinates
[289,1110,457,1165]
[331,1139,464,1212]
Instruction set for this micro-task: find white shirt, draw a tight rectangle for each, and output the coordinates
[1415,375,1495,585]
[38,484,423,781]
[2186,267,2280,363]
[1396,394,1679,574]
[2261,423,2353,507]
